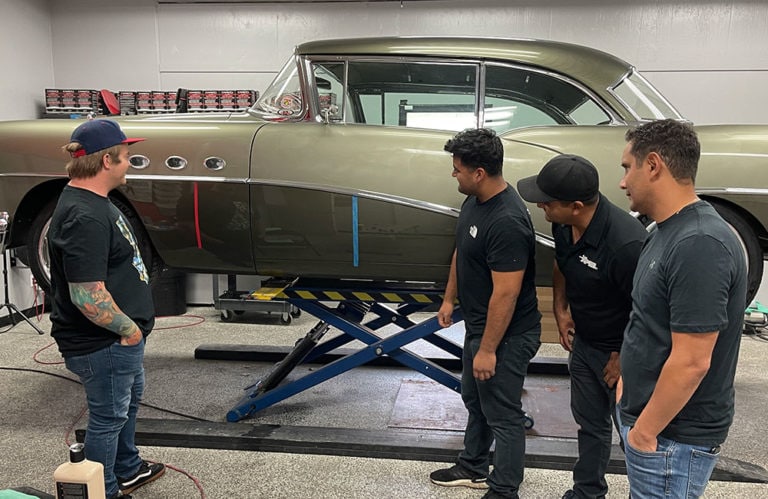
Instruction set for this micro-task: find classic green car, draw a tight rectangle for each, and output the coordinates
[1,37,766,304]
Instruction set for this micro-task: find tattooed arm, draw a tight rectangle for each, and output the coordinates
[68,281,143,346]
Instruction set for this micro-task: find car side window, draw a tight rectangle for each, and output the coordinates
[312,62,346,121]
[325,60,479,131]
[483,64,610,133]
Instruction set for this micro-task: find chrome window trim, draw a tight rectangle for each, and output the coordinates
[607,68,683,121]
[304,55,482,126]
[303,54,621,128]
[482,61,621,126]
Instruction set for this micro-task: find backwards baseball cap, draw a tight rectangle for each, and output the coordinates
[69,119,144,158]
[517,154,599,203]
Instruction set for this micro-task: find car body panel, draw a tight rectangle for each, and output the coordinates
[0,36,766,301]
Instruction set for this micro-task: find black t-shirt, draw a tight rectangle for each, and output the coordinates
[49,186,155,357]
[620,201,746,446]
[553,194,647,351]
[455,185,541,338]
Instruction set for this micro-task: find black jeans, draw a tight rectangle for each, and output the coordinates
[458,327,541,498]
[568,336,619,499]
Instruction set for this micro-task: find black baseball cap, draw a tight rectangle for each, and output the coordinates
[517,154,599,203]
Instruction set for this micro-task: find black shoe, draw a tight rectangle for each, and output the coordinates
[108,494,132,499]
[429,463,488,489]
[562,490,604,499]
[481,489,518,499]
[118,460,166,494]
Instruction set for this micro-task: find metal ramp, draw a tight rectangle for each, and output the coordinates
[225,278,463,422]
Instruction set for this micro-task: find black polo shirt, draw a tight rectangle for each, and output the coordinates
[553,194,647,352]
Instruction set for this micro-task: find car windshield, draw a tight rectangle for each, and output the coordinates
[252,56,305,120]
[610,70,683,120]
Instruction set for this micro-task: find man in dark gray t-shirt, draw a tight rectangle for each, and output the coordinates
[617,119,747,499]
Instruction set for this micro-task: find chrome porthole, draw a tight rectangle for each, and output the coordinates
[204,157,226,171]
[165,156,188,170]
[129,155,150,170]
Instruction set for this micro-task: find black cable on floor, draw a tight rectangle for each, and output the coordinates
[1,365,210,498]
[0,366,213,422]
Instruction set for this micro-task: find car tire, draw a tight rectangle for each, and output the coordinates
[26,197,58,294]
[26,194,162,295]
[710,202,764,306]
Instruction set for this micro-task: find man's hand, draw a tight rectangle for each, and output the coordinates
[603,351,620,388]
[473,350,496,380]
[437,301,455,328]
[628,425,657,453]
[559,326,575,352]
[120,326,143,346]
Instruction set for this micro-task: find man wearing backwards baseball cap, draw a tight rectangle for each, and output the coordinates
[518,154,647,499]
[49,119,165,499]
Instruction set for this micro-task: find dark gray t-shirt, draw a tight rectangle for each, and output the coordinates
[620,201,746,446]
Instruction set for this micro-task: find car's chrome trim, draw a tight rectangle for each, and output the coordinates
[249,178,461,217]
[304,55,621,127]
[535,232,555,249]
[0,173,68,178]
[130,155,151,170]
[123,174,461,217]
[125,174,242,183]
[204,157,226,170]
[697,187,768,196]
[165,156,188,170]
[701,152,768,159]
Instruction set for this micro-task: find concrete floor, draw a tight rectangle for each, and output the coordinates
[1,305,768,498]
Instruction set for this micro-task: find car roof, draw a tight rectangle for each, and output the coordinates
[296,36,633,92]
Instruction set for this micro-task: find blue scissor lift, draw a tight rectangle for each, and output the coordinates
[226,278,465,423]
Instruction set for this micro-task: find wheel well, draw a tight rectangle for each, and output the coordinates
[9,179,68,248]
[699,196,768,256]
[108,189,164,271]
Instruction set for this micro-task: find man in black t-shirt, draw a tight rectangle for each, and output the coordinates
[49,119,165,499]
[429,128,541,499]
[518,154,647,499]
[618,119,746,498]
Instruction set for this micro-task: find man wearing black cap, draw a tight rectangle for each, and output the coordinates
[430,128,541,499]
[518,154,647,499]
[49,119,165,499]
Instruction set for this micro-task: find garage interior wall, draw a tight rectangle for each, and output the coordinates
[1,0,54,316]
[2,0,767,311]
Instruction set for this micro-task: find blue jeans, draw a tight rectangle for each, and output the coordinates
[568,337,619,498]
[65,339,145,498]
[619,420,720,498]
[459,327,541,498]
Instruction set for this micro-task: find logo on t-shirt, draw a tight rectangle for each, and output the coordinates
[469,225,478,238]
[115,215,149,283]
[579,254,598,270]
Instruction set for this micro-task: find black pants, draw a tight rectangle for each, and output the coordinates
[568,336,619,499]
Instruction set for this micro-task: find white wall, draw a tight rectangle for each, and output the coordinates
[0,0,54,318]
[46,0,768,125]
